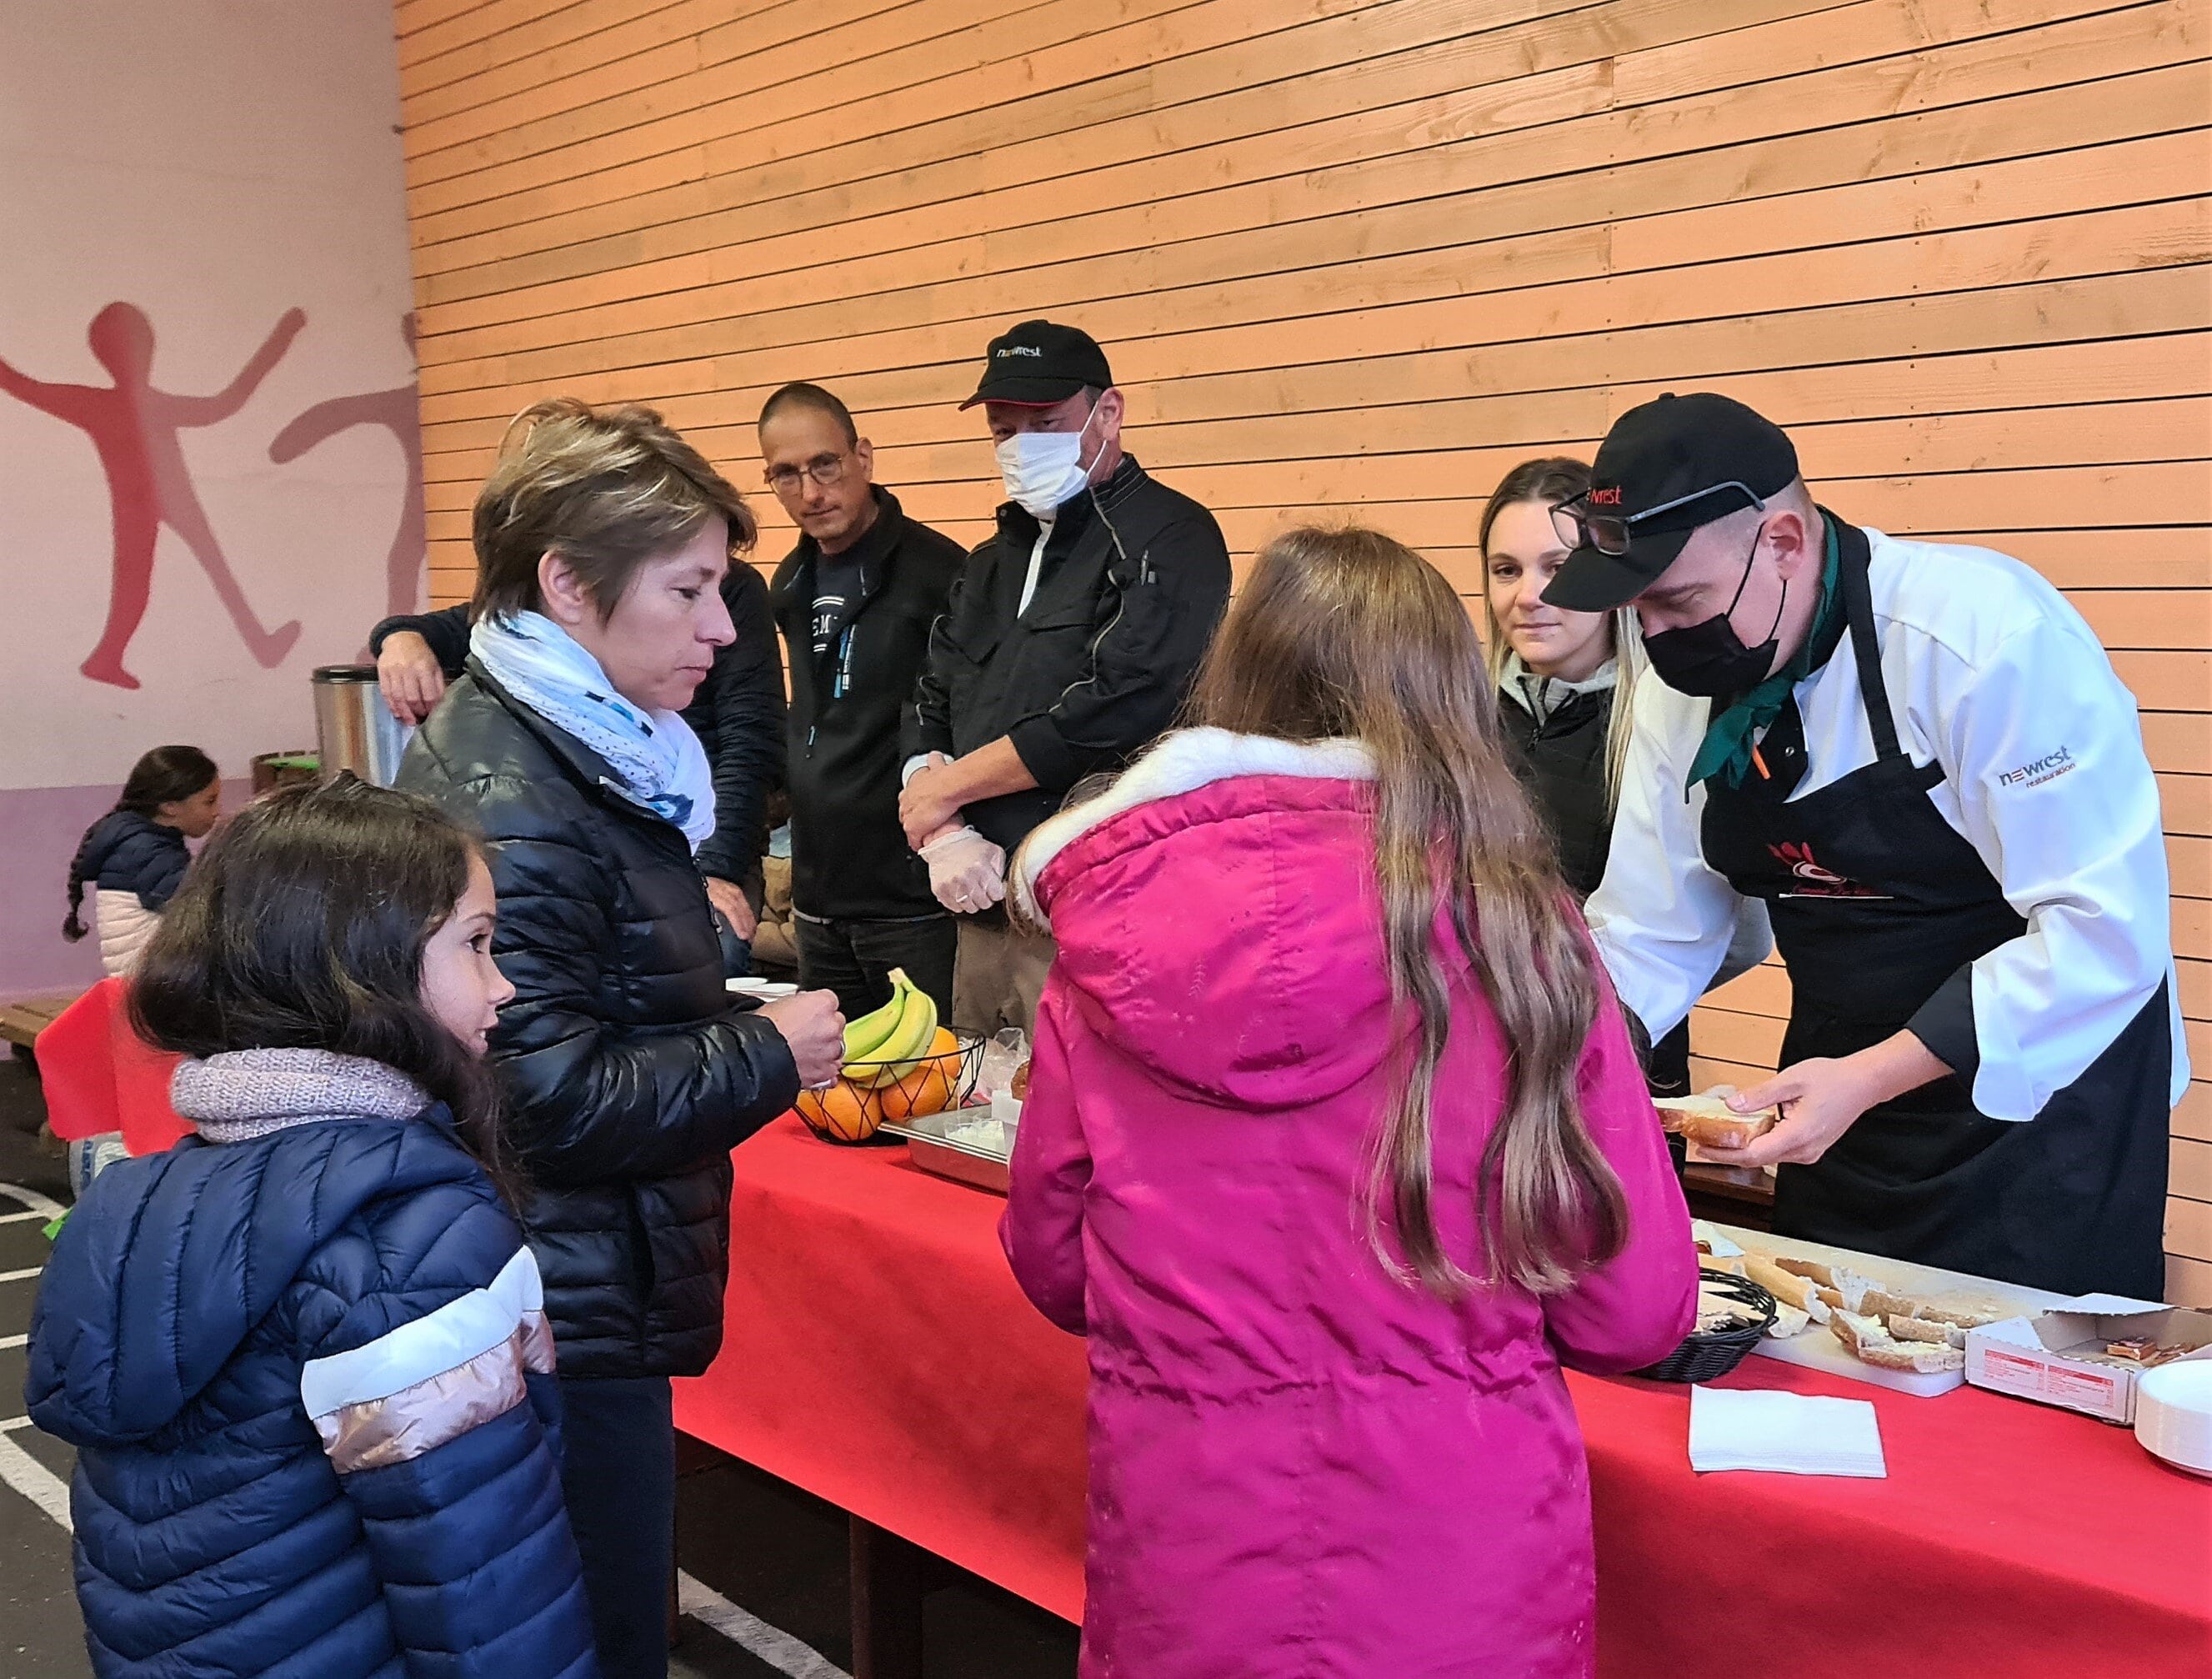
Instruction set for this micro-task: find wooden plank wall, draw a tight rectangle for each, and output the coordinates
[392,0,2211,1300]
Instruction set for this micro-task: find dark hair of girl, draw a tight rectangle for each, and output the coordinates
[129,775,518,1201]
[63,745,219,942]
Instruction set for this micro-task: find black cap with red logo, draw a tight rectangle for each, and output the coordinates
[1542,392,1801,613]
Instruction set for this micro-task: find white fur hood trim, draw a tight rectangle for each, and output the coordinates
[1013,728,1375,920]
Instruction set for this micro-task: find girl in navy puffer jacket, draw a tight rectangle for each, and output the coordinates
[27,777,599,1679]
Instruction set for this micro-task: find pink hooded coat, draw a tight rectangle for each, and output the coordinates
[1001,730,1698,1679]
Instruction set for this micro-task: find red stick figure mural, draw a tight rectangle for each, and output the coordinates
[0,302,306,689]
[268,314,427,620]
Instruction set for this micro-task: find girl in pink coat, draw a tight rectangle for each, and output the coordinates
[1002,527,1698,1678]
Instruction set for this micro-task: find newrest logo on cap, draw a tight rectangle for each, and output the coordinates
[997,345,1043,358]
[1589,487,1623,505]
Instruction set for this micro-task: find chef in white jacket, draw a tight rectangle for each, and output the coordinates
[1550,393,2184,1298]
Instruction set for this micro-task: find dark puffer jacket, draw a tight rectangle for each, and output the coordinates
[72,809,190,908]
[26,1104,598,1677]
[398,666,801,1377]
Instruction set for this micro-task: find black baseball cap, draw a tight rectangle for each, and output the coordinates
[959,318,1114,409]
[1541,393,1800,612]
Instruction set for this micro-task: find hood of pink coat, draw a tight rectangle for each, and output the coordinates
[1024,730,1400,1110]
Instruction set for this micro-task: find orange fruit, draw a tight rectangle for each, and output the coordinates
[887,1058,955,1120]
[803,1076,883,1143]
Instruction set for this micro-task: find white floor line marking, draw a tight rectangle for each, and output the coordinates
[0,1427,71,1530]
[0,1266,43,1286]
[1,1415,34,1432]
[0,1182,65,1220]
[0,1209,44,1225]
[677,1570,851,1679]
[0,1333,25,1351]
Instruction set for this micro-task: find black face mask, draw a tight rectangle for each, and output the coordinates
[1640,522,1787,697]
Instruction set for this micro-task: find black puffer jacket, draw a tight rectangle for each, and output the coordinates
[397,665,800,1378]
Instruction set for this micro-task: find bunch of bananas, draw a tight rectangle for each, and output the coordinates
[840,968,939,1087]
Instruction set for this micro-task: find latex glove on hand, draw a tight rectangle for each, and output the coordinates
[921,826,1007,916]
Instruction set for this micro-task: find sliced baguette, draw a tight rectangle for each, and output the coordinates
[1858,1339,1965,1375]
[1828,1310,1892,1358]
[1864,1288,2006,1331]
[1742,1256,1819,1314]
[1765,1302,1814,1339]
[1885,1315,1952,1345]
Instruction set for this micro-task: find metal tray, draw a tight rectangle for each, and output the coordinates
[878,1107,1010,1195]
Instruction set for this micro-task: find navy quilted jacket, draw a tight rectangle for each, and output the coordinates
[25,1111,600,1678]
[73,809,191,910]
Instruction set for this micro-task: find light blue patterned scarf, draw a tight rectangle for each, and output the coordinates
[470,611,716,849]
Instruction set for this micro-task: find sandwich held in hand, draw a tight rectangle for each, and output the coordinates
[1654,1089,1779,1151]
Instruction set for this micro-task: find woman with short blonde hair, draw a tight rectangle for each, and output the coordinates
[400,399,843,1676]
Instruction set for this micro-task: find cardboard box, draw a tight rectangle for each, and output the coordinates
[1965,1307,2212,1425]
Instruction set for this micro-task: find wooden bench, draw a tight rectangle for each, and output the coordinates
[0,992,83,1052]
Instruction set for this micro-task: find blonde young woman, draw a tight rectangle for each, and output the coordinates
[1002,527,1695,1678]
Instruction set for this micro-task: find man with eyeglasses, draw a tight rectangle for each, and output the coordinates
[899,319,1231,1034]
[367,479,785,955]
[1551,392,2181,1298]
[757,380,967,1020]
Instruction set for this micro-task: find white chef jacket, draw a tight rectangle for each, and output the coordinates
[1585,524,2189,1123]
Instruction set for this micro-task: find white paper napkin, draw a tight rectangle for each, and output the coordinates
[1688,1386,1887,1478]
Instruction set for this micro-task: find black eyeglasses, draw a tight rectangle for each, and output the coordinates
[1550,481,1765,556]
[765,454,850,495]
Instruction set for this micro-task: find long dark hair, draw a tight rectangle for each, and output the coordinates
[129,776,517,1200]
[63,745,219,941]
[1185,526,1628,1298]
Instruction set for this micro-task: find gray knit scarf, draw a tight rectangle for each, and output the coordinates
[172,1048,430,1143]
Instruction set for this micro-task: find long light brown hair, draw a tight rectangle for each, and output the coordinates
[1186,526,1629,1297]
[1477,456,1645,815]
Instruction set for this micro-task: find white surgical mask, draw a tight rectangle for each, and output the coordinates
[995,401,1102,520]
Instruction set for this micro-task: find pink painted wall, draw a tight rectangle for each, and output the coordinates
[0,2,417,1000]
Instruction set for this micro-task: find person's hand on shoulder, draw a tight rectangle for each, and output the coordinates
[378,630,448,724]
[758,989,844,1089]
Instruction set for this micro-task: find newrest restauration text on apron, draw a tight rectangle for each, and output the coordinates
[1697,520,2169,1299]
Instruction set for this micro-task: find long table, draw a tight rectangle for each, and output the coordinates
[674,1116,2212,1677]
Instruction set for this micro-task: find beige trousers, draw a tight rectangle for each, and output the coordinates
[952,916,1056,1035]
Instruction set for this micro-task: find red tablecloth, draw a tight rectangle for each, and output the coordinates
[675,1116,2212,1676]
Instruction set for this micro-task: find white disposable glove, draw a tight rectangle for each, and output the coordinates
[920,825,1007,915]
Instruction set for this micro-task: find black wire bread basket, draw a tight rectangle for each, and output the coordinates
[1634,1268,1779,1383]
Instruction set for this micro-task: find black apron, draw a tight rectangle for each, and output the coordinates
[1697,521,2170,1298]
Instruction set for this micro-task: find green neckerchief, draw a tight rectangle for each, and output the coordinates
[1686,522,1844,792]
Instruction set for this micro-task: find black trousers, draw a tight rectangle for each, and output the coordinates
[558,1374,675,1679]
[795,910,957,1022]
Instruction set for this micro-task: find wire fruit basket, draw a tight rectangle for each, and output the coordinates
[795,1028,987,1146]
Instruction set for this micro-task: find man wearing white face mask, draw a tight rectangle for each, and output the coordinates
[902,319,1232,1032]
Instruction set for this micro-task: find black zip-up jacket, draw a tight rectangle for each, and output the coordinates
[768,487,966,920]
[903,457,1231,855]
[370,560,785,886]
[1496,677,1615,898]
[396,666,800,1377]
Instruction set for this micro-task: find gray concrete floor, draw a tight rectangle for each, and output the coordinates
[0,1048,1077,1678]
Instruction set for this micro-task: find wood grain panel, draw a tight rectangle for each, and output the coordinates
[394,0,2212,1296]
